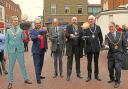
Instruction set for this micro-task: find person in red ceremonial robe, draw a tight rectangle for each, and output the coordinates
[23,30,30,52]
[116,25,122,32]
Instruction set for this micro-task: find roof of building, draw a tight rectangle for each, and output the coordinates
[96,9,128,18]
[88,4,101,7]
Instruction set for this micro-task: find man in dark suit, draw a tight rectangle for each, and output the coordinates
[66,17,83,81]
[83,15,103,82]
[49,18,64,78]
[30,20,48,84]
[105,21,127,88]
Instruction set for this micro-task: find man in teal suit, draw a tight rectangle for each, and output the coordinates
[4,16,32,89]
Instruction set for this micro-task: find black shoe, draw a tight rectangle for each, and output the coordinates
[40,76,45,79]
[86,77,91,82]
[37,80,41,84]
[114,83,120,88]
[108,80,115,83]
[24,80,32,84]
[0,69,2,75]
[53,75,58,78]
[8,83,12,89]
[66,76,70,81]
[77,74,83,79]
[4,70,8,75]
[95,76,102,81]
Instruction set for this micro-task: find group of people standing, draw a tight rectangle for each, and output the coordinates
[0,14,127,89]
[49,15,103,82]
[49,15,128,88]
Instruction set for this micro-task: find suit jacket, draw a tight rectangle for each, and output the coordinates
[65,24,83,58]
[49,26,64,52]
[30,29,48,54]
[105,32,126,55]
[4,26,25,53]
[83,25,103,53]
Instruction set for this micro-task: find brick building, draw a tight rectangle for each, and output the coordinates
[0,0,21,28]
[44,0,88,27]
[101,0,128,11]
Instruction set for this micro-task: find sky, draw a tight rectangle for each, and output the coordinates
[12,0,100,21]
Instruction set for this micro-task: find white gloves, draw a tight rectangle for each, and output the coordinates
[105,45,109,49]
[70,34,75,38]
[75,32,78,35]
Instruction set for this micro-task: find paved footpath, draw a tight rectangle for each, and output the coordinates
[0,43,128,89]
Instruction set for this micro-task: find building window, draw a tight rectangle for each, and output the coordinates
[11,6,13,10]
[0,8,2,20]
[77,5,83,14]
[5,2,8,8]
[103,0,108,10]
[97,7,101,13]
[51,4,56,14]
[14,8,16,12]
[93,7,97,14]
[88,7,93,14]
[7,3,10,9]
[0,0,3,3]
[8,3,10,9]
[10,5,12,10]
[64,5,70,14]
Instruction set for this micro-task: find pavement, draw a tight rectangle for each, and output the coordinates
[0,42,128,89]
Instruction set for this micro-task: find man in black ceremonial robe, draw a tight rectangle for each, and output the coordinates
[83,15,103,82]
[65,17,83,81]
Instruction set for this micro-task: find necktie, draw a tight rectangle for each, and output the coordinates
[14,27,17,33]
[40,36,45,48]
[55,27,57,32]
[13,28,17,38]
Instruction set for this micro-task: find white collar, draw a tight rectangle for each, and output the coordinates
[111,31,116,34]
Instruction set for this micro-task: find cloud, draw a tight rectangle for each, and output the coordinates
[12,0,43,21]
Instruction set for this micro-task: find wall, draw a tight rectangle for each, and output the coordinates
[97,10,128,39]
[44,0,88,25]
